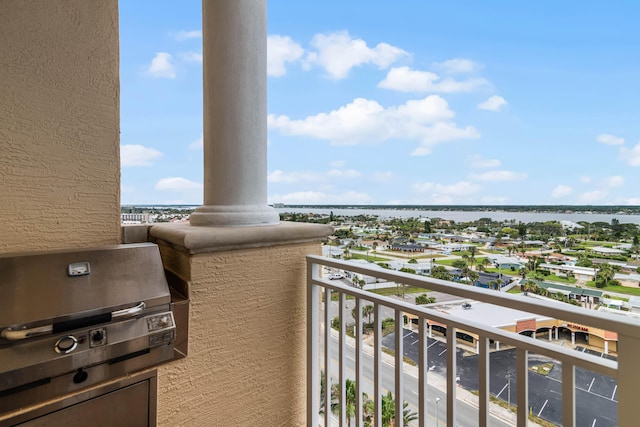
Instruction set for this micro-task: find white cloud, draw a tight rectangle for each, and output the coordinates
[412,181,481,196]
[378,67,488,93]
[269,95,478,155]
[267,35,304,77]
[551,185,573,198]
[620,142,640,166]
[174,30,202,41]
[470,155,501,168]
[269,190,372,204]
[477,96,508,112]
[304,31,408,79]
[121,145,163,167]
[189,135,203,150]
[411,182,434,193]
[481,196,510,204]
[179,51,202,63]
[330,160,346,168]
[427,194,455,204]
[623,197,640,205]
[433,58,484,74]
[597,134,624,146]
[146,52,176,79]
[580,176,592,183]
[267,170,324,184]
[268,168,360,183]
[469,170,527,182]
[604,175,624,187]
[327,168,361,179]
[373,171,394,183]
[579,190,606,203]
[155,177,202,191]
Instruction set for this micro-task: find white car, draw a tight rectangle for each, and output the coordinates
[328,273,343,280]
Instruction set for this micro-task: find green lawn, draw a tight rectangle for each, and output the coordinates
[347,253,391,262]
[528,273,577,285]
[484,267,519,276]
[435,258,459,266]
[508,287,522,294]
[584,282,640,296]
[482,249,504,254]
[368,286,431,296]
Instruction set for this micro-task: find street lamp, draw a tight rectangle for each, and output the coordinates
[506,370,513,410]
[435,397,440,426]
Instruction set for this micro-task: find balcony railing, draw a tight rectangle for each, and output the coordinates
[307,255,640,427]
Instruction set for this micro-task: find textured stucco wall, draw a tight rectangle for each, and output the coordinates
[157,242,319,426]
[0,0,120,253]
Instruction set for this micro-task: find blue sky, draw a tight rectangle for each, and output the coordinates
[119,1,640,206]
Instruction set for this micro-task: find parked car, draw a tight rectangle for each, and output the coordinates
[329,273,343,280]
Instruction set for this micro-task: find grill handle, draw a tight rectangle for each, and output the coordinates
[111,302,146,319]
[1,325,53,341]
[1,302,146,341]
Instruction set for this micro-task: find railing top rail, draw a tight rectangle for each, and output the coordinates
[308,254,640,338]
[310,270,617,378]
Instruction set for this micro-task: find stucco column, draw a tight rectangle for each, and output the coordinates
[190,0,279,227]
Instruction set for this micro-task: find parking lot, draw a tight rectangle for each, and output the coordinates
[383,330,618,426]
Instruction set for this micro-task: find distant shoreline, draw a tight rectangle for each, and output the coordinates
[123,204,640,215]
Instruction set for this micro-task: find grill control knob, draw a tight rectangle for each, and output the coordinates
[89,328,106,347]
[55,335,78,354]
[73,369,88,384]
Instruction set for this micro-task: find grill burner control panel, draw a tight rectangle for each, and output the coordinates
[44,312,175,356]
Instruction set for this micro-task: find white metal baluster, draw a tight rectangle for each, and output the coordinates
[516,348,528,427]
[618,333,640,427]
[374,303,382,427]
[478,336,490,427]
[562,361,575,427]
[324,287,332,427]
[339,292,346,427]
[355,297,363,427]
[447,326,457,427]
[395,310,404,427]
[307,260,319,427]
[418,320,428,427]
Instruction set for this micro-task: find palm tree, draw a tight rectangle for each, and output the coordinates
[469,246,477,266]
[331,379,357,427]
[467,270,480,286]
[481,258,491,270]
[352,304,374,324]
[376,391,418,427]
[597,263,615,288]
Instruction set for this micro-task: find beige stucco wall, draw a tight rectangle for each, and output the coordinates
[0,0,120,254]
[156,241,320,426]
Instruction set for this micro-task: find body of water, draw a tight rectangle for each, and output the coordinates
[276,207,640,225]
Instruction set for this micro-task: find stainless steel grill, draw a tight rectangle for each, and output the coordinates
[0,243,175,414]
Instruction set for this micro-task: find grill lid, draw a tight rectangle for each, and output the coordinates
[0,243,170,331]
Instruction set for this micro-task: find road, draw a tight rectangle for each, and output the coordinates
[323,332,514,427]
